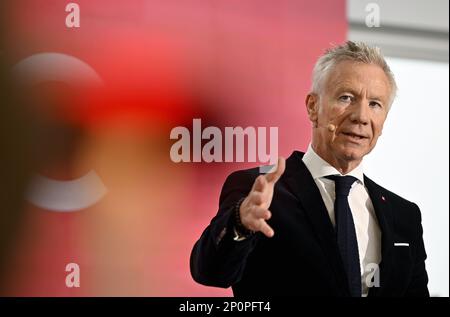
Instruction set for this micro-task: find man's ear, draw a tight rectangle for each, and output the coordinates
[305,93,319,127]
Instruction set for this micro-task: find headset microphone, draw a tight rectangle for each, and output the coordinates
[327,123,336,132]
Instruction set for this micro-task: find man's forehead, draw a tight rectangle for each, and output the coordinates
[325,61,391,95]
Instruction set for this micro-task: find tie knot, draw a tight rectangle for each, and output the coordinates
[325,175,358,197]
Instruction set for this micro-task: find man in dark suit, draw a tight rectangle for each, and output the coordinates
[190,41,429,297]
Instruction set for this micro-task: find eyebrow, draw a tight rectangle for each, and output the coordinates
[335,87,357,95]
[334,87,386,103]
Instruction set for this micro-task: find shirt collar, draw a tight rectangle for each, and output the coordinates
[302,144,365,185]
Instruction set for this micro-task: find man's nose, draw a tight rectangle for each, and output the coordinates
[349,100,370,125]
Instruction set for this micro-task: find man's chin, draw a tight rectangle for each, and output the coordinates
[337,148,366,163]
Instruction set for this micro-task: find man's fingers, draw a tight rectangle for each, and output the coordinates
[252,157,285,192]
[249,191,264,205]
[251,206,271,220]
[252,175,268,192]
[258,219,274,238]
[243,209,274,237]
[265,157,286,184]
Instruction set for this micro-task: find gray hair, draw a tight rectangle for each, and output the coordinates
[311,41,397,108]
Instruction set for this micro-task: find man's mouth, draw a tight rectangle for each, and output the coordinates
[341,132,369,140]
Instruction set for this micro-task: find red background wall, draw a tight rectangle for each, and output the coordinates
[2,0,346,296]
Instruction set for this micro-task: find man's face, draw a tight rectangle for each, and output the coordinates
[307,60,391,166]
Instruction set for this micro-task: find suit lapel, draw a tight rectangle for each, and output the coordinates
[364,176,394,297]
[282,151,350,296]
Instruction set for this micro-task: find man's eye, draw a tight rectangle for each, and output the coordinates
[339,95,352,102]
[369,101,382,108]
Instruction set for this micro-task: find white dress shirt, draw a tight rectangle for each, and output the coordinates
[302,144,381,297]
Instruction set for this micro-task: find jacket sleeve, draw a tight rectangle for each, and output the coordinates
[190,169,261,288]
[405,203,430,297]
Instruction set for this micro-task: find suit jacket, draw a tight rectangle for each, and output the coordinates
[190,151,429,296]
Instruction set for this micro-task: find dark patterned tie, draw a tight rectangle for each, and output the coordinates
[325,175,361,297]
